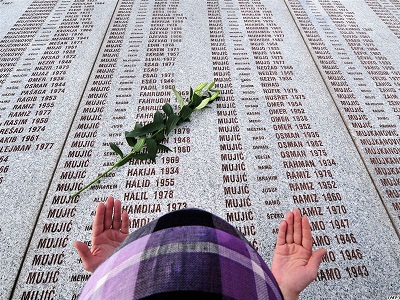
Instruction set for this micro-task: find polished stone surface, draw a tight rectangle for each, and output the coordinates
[1,0,399,299]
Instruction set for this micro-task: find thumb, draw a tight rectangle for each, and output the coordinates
[307,248,327,277]
[73,241,94,272]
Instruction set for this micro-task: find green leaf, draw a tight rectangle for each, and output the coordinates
[194,97,210,110]
[195,90,220,110]
[124,131,137,147]
[146,138,157,162]
[194,82,208,95]
[172,88,185,108]
[125,123,142,138]
[141,122,165,135]
[124,130,139,138]
[165,113,180,135]
[71,81,220,199]
[110,143,124,158]
[209,90,220,102]
[133,136,146,152]
[179,105,194,121]
[157,144,172,152]
[153,111,164,124]
[189,92,202,108]
[189,87,193,100]
[162,103,174,116]
[195,89,220,110]
[126,122,165,137]
[154,131,165,142]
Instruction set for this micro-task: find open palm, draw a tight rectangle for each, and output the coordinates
[74,196,130,272]
[272,209,326,300]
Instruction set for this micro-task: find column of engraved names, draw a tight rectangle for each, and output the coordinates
[104,0,136,168]
[223,0,281,242]
[1,1,114,298]
[121,0,161,226]
[232,0,321,248]
[317,0,400,213]
[364,0,400,38]
[286,0,400,225]
[17,5,128,298]
[64,2,136,293]
[69,2,135,289]
[207,0,259,249]
[0,0,57,185]
[241,3,283,218]
[0,0,57,86]
[318,1,400,123]
[285,0,369,139]
[239,0,369,281]
[226,0,278,245]
[114,0,150,229]
[123,0,188,228]
[0,0,97,191]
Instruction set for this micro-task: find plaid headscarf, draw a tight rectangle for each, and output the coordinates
[79,209,283,299]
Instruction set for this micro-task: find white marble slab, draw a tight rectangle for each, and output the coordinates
[1,0,399,299]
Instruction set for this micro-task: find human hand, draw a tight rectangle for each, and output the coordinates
[73,196,130,272]
[271,209,327,300]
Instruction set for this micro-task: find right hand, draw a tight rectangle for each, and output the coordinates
[73,196,130,272]
[271,209,326,300]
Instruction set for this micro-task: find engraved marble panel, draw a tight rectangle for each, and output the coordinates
[285,0,400,232]
[1,0,399,299]
[0,0,118,298]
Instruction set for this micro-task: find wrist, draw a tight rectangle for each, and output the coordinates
[279,287,300,300]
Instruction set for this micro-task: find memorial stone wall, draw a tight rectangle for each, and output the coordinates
[0,0,399,299]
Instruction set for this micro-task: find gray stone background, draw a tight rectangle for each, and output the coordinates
[0,0,399,299]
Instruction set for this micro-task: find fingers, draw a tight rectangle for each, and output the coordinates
[285,211,294,244]
[121,211,130,234]
[285,208,325,250]
[112,199,122,230]
[301,214,313,251]
[96,196,128,233]
[73,241,95,272]
[293,209,302,245]
[276,220,288,246]
[92,202,106,237]
[104,196,114,229]
[281,209,309,246]
[307,248,327,279]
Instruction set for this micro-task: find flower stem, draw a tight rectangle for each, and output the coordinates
[70,82,219,198]
[71,156,126,198]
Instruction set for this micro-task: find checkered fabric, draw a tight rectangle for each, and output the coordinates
[79,209,283,300]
